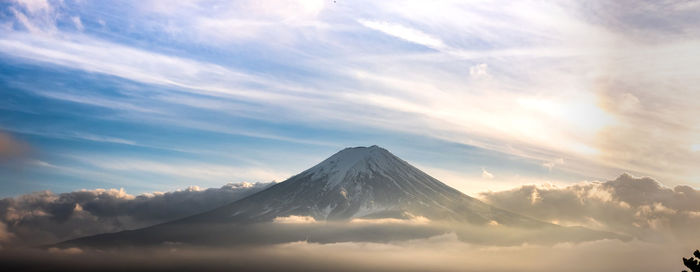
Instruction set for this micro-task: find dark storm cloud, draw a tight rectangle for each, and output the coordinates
[0,182,272,247]
[479,174,700,244]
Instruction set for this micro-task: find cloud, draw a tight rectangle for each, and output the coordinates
[0,222,14,243]
[70,16,83,31]
[349,217,430,225]
[358,19,446,50]
[469,63,488,78]
[75,157,290,183]
[140,0,327,44]
[9,0,56,33]
[349,213,430,225]
[47,247,82,255]
[541,158,564,171]
[0,33,273,101]
[481,168,494,179]
[0,182,272,247]
[1,0,699,191]
[479,173,700,245]
[273,215,316,224]
[0,233,683,272]
[13,0,51,14]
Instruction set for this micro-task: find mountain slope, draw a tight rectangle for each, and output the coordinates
[185,145,542,226]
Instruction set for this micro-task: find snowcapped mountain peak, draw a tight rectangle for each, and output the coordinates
[179,145,534,224]
[303,145,404,188]
[322,145,391,164]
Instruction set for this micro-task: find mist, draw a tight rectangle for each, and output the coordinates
[1,234,688,272]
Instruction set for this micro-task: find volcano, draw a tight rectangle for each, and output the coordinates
[60,146,622,247]
[185,145,543,226]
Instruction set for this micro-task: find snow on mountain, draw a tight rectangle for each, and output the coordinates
[306,145,406,188]
[183,145,544,226]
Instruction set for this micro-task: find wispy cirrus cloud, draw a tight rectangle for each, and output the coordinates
[0,0,698,195]
[358,19,446,50]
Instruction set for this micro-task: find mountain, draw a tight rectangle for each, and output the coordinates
[186,145,542,226]
[59,146,623,248]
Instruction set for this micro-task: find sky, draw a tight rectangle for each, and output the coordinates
[0,0,699,198]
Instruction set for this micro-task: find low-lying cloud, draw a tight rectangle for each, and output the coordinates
[349,214,431,225]
[479,173,700,245]
[0,182,272,247]
[0,234,689,272]
[2,173,697,256]
[0,174,696,271]
[273,215,316,224]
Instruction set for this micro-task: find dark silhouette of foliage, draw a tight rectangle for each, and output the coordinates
[682,250,700,272]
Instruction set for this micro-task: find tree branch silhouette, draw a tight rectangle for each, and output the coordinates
[682,250,700,272]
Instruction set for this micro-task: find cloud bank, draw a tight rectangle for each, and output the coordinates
[1,234,689,272]
[0,182,272,247]
[3,174,697,249]
[0,175,695,271]
[479,174,700,245]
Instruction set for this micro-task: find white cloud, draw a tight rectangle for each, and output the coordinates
[479,173,700,244]
[247,0,325,22]
[1,0,699,188]
[349,214,430,225]
[138,0,327,44]
[469,63,488,77]
[481,168,494,179]
[0,235,686,272]
[0,33,273,100]
[9,6,42,33]
[75,157,289,183]
[358,19,446,50]
[542,158,564,171]
[273,215,316,224]
[68,133,136,146]
[9,0,56,33]
[70,16,83,31]
[265,235,678,272]
[13,0,51,15]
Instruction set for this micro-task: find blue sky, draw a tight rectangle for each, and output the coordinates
[1,0,699,197]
